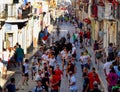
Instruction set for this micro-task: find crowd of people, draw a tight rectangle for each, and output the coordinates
[0,13,120,92]
[0,43,24,79]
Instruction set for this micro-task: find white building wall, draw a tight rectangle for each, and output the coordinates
[0,30,3,57]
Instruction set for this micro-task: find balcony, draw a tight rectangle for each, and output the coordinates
[104,1,120,20]
[6,2,32,23]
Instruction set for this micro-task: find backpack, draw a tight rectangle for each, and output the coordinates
[35,86,45,92]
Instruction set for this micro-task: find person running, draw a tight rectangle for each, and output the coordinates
[71,44,76,60]
[69,71,78,92]
[79,30,83,48]
[22,59,29,87]
[42,72,50,92]
[103,58,114,76]
[5,78,19,92]
[56,25,60,37]
[60,47,67,71]
[107,67,119,92]
[54,64,63,91]
[48,54,56,70]
[82,73,90,92]
[80,52,86,71]
[95,48,104,69]
[86,29,91,46]
[67,32,71,41]
[16,45,24,68]
[50,71,59,92]
[88,67,100,91]
[66,60,76,77]
[32,79,46,92]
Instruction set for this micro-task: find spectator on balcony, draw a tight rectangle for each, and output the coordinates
[18,6,22,19]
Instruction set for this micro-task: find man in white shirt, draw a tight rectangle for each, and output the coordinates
[49,54,56,70]
[60,48,67,71]
[72,44,76,59]
[41,52,49,66]
[69,71,77,92]
[103,58,114,76]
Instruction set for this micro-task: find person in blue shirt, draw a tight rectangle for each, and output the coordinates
[5,78,18,92]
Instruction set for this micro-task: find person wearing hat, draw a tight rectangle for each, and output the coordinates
[91,81,101,92]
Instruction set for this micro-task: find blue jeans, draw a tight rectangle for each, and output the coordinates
[2,60,8,67]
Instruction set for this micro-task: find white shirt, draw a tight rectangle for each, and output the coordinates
[70,75,77,90]
[83,55,90,64]
[23,63,29,74]
[72,46,76,55]
[79,56,84,64]
[61,50,66,59]
[103,61,114,75]
[49,58,56,66]
[2,50,9,61]
[42,54,48,64]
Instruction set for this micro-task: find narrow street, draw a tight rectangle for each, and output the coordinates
[9,21,106,92]
[1,0,120,92]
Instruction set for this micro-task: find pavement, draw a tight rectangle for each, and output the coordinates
[0,47,39,88]
[1,21,108,92]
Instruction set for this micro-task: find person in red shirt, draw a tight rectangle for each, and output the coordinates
[54,64,63,91]
[88,67,100,91]
[86,29,91,46]
[50,71,59,92]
